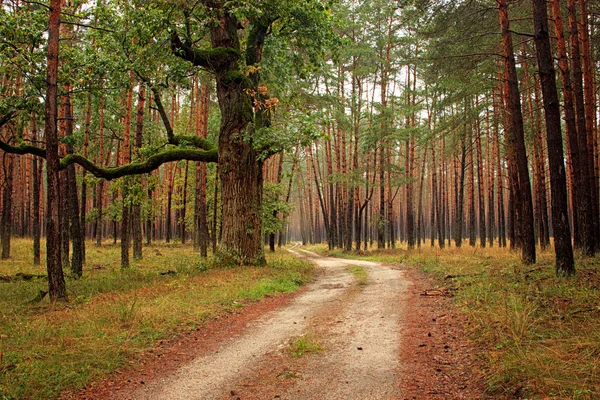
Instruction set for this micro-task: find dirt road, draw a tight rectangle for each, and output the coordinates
[130,246,409,400]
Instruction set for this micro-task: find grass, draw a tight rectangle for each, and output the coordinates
[348,265,368,285]
[0,239,313,400]
[287,334,323,358]
[305,241,600,399]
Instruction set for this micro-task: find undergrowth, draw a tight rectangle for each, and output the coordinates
[305,242,600,399]
[287,334,323,358]
[0,239,313,400]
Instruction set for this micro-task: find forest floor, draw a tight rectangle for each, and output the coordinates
[69,245,488,400]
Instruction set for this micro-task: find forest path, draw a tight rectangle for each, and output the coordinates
[129,245,409,400]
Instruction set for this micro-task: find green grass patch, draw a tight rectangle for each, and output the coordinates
[348,265,368,285]
[287,334,323,358]
[0,239,313,400]
[303,242,600,399]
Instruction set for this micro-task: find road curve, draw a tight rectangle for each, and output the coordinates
[129,246,409,400]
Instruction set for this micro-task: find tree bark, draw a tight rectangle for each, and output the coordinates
[567,0,595,256]
[194,79,210,257]
[45,0,67,301]
[578,0,599,249]
[32,117,41,265]
[1,153,14,259]
[532,0,575,275]
[132,83,145,260]
[475,100,486,248]
[64,88,84,278]
[95,90,105,247]
[498,0,536,264]
[467,111,476,247]
[121,74,134,269]
[454,134,467,248]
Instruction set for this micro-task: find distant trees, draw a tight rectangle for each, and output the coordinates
[0,0,599,296]
[283,0,598,276]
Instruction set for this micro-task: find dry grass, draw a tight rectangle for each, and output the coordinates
[308,241,600,399]
[0,239,313,400]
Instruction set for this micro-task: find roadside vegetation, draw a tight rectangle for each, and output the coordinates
[306,243,600,399]
[348,266,369,286]
[0,239,313,400]
[287,334,323,358]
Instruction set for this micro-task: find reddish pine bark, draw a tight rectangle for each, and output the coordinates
[45,0,67,301]
[532,0,575,275]
[498,0,536,264]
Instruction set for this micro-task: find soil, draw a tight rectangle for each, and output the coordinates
[64,247,488,400]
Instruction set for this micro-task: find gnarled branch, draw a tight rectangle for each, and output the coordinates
[170,31,239,71]
[0,140,46,158]
[61,148,217,180]
[0,134,218,180]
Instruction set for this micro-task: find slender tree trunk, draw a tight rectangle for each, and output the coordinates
[80,94,92,263]
[492,87,507,247]
[45,0,67,301]
[95,87,105,247]
[475,102,487,248]
[63,88,84,278]
[31,117,41,265]
[132,83,145,260]
[181,161,189,244]
[467,115,476,247]
[532,0,575,275]
[325,135,336,249]
[406,139,416,249]
[416,142,428,248]
[146,176,153,246]
[121,73,134,269]
[455,136,467,248]
[211,165,219,255]
[486,105,496,247]
[567,0,595,256]
[1,153,14,259]
[194,79,210,257]
[532,76,551,248]
[578,0,599,248]
[498,0,536,264]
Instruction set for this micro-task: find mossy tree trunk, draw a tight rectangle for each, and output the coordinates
[172,8,275,265]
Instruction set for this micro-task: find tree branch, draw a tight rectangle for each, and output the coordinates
[61,148,217,179]
[148,85,176,142]
[0,139,46,158]
[147,85,214,149]
[0,135,218,180]
[170,31,239,71]
[0,110,17,129]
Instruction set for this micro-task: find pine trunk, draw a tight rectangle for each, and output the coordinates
[1,153,13,259]
[498,0,536,264]
[132,83,145,260]
[194,79,210,257]
[567,0,595,256]
[532,0,575,275]
[475,103,487,248]
[64,89,84,278]
[45,0,67,301]
[121,74,134,269]
[31,117,41,265]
